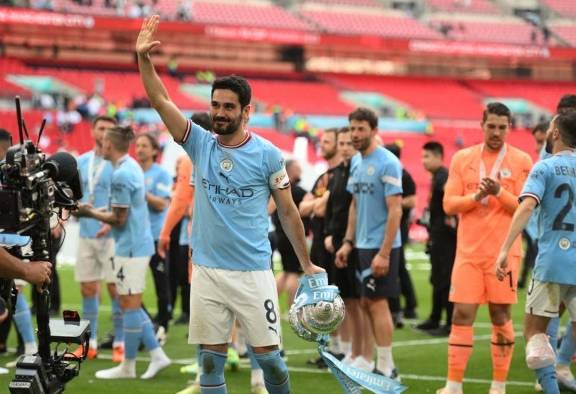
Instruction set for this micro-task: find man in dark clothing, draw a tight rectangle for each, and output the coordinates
[273,159,308,306]
[324,127,362,363]
[416,141,456,336]
[385,143,418,327]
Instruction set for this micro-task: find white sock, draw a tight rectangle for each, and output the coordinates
[490,381,506,391]
[376,346,394,375]
[149,346,168,361]
[123,359,136,373]
[329,335,341,354]
[24,342,37,355]
[251,368,264,386]
[446,380,462,392]
[89,339,98,350]
[113,341,124,348]
[340,341,351,356]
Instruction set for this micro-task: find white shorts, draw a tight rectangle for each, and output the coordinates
[114,256,149,296]
[525,278,576,319]
[188,265,281,347]
[75,237,115,283]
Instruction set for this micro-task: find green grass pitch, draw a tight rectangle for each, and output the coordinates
[0,245,556,393]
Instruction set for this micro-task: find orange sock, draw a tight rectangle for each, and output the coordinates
[447,324,474,382]
[491,320,515,382]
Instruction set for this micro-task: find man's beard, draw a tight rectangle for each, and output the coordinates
[212,116,241,135]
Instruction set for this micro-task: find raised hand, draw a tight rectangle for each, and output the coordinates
[136,15,162,56]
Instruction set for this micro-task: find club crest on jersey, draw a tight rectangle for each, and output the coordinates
[367,166,375,176]
[559,238,571,250]
[500,168,511,178]
[220,158,234,172]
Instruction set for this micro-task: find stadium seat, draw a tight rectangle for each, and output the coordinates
[299,7,441,39]
[427,0,499,14]
[543,0,576,18]
[191,1,312,30]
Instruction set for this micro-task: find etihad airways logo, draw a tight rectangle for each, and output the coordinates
[201,177,255,206]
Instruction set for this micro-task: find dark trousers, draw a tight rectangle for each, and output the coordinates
[169,245,190,317]
[150,241,172,329]
[389,246,418,314]
[430,284,453,326]
[428,234,456,326]
[519,231,538,288]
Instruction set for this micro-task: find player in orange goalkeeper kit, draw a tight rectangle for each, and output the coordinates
[437,103,532,394]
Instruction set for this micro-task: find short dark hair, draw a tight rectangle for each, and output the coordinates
[482,102,512,123]
[192,112,212,131]
[336,126,350,141]
[532,121,549,135]
[136,133,160,160]
[384,143,401,159]
[323,127,339,137]
[423,141,444,157]
[211,75,252,109]
[556,110,576,148]
[106,125,135,153]
[285,159,297,171]
[92,115,117,128]
[0,128,12,144]
[557,94,576,114]
[348,107,378,130]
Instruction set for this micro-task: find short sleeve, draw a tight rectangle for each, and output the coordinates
[266,146,289,190]
[520,161,547,206]
[380,160,403,197]
[179,119,213,164]
[155,169,173,199]
[110,170,131,207]
[346,155,360,194]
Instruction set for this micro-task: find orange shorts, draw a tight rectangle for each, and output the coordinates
[449,255,521,305]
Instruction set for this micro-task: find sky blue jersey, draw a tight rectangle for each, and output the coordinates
[521,151,576,285]
[110,155,154,258]
[179,120,289,271]
[77,151,114,239]
[144,163,173,241]
[347,146,403,250]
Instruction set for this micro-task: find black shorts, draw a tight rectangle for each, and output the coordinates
[277,239,302,274]
[329,240,359,299]
[356,248,400,299]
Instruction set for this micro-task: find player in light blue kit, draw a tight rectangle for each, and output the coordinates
[77,125,171,380]
[135,133,173,340]
[137,16,324,394]
[496,110,576,394]
[72,115,123,361]
[335,108,403,377]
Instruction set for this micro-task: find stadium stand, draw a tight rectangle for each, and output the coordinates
[426,14,537,45]
[328,74,484,120]
[550,21,576,46]
[426,0,499,14]
[191,1,312,30]
[543,0,576,18]
[299,6,442,39]
[249,79,354,115]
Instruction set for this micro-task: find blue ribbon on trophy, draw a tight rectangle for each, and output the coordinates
[289,272,407,394]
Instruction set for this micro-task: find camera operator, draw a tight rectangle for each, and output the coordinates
[0,249,52,296]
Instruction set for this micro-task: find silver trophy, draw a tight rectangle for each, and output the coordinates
[289,295,345,342]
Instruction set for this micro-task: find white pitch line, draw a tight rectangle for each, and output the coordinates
[91,355,534,387]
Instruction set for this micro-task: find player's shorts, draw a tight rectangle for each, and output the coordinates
[277,238,302,274]
[450,255,521,304]
[356,248,400,299]
[75,237,115,283]
[188,265,281,347]
[113,256,149,296]
[526,278,576,319]
[330,241,358,299]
